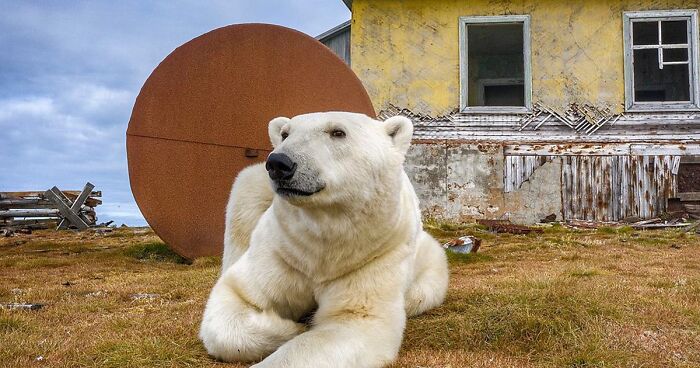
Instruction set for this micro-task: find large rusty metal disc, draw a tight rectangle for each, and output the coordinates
[127,24,375,259]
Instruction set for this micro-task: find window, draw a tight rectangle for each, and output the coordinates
[459,15,532,113]
[623,10,700,111]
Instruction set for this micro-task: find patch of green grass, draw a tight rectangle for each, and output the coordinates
[0,316,27,333]
[596,226,635,236]
[542,222,572,234]
[561,253,585,261]
[0,258,17,267]
[615,226,635,234]
[122,242,189,264]
[544,235,589,248]
[570,269,600,278]
[80,336,205,368]
[14,257,72,269]
[405,279,623,363]
[192,256,220,268]
[445,251,493,264]
[633,236,670,246]
[596,226,617,235]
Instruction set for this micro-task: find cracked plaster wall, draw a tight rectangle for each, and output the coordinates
[406,143,563,224]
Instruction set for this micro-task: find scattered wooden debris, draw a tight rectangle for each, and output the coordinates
[631,218,693,230]
[443,236,481,254]
[566,217,696,230]
[477,219,543,234]
[1,303,45,311]
[0,183,101,231]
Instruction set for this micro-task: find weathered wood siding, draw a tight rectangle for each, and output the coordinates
[561,156,680,221]
[503,154,681,221]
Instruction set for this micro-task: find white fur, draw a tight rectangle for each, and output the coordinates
[201,112,449,367]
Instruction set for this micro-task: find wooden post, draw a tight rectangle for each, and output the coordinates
[44,187,89,230]
[57,182,95,229]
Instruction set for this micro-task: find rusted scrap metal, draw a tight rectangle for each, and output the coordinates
[1,183,100,231]
[477,219,543,234]
[443,236,481,254]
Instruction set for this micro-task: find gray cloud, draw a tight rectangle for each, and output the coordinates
[0,0,349,225]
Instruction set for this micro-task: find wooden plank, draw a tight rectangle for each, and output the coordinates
[0,209,60,218]
[681,156,700,164]
[504,143,700,156]
[58,182,95,229]
[505,144,630,155]
[0,198,55,210]
[44,188,89,230]
[679,192,700,201]
[630,144,700,155]
[0,190,101,200]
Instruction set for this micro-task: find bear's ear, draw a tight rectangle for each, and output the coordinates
[383,115,413,155]
[268,116,290,148]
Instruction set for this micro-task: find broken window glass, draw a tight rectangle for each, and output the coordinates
[466,23,525,107]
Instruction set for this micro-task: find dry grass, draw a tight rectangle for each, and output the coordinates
[1,224,699,367]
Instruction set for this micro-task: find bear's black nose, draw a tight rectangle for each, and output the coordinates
[266,153,297,181]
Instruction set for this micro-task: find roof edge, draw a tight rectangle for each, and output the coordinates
[316,20,351,41]
[342,0,352,11]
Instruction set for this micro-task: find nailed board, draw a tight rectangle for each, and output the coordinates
[127,24,375,259]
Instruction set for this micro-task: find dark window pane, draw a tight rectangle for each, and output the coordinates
[633,49,690,102]
[663,48,688,62]
[467,23,524,107]
[661,20,688,44]
[633,21,658,45]
[483,85,525,106]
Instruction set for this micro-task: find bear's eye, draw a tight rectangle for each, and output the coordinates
[281,131,289,141]
[330,129,346,138]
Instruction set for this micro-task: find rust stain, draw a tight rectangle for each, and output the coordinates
[127,24,375,259]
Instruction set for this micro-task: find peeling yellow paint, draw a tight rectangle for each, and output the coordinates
[351,0,699,115]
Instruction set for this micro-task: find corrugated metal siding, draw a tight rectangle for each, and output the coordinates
[561,155,680,221]
[320,28,351,65]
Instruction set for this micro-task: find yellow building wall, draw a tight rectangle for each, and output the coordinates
[351,0,699,116]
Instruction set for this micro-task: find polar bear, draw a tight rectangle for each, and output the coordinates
[200,112,449,368]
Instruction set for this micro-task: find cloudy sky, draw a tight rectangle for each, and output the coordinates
[0,1,350,226]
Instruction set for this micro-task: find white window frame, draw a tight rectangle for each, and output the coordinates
[623,9,700,111]
[459,15,532,113]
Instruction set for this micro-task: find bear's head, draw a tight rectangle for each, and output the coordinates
[266,112,413,208]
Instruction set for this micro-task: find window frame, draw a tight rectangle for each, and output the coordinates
[623,9,700,111]
[459,15,532,113]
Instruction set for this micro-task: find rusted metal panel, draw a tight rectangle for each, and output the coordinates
[127,24,375,259]
[561,155,679,221]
